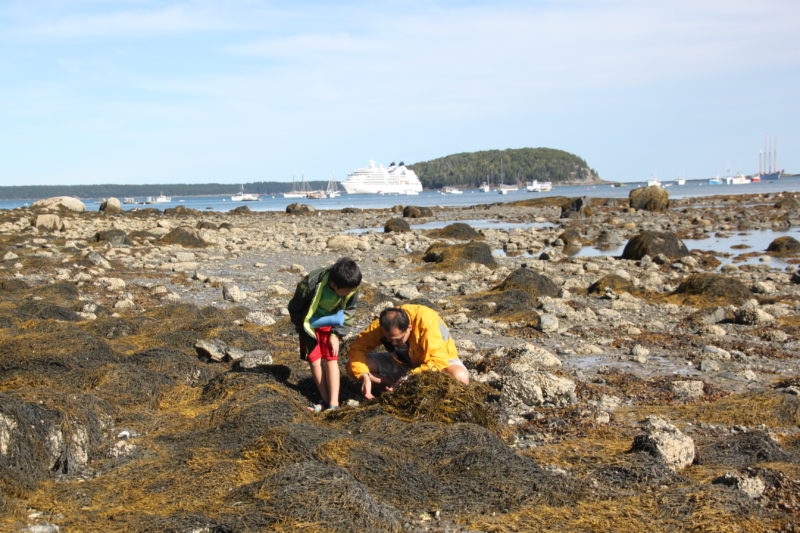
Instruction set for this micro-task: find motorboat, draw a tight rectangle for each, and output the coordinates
[525,180,552,192]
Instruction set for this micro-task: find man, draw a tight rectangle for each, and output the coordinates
[347,304,470,400]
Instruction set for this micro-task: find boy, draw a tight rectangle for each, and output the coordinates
[288,257,361,411]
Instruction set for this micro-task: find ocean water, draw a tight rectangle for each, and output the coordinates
[1,176,798,213]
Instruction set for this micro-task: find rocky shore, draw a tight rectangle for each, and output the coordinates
[0,190,798,531]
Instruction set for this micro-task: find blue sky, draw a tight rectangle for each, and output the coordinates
[1,0,798,185]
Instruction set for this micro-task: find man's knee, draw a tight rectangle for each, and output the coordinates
[445,364,470,385]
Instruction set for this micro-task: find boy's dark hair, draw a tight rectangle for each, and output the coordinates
[379,307,410,331]
[329,257,362,289]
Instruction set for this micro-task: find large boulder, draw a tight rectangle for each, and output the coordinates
[427,223,481,240]
[159,227,208,247]
[588,274,635,295]
[560,196,592,219]
[422,241,496,269]
[95,229,130,246]
[671,273,751,306]
[403,206,433,218]
[384,218,411,233]
[285,203,315,215]
[494,268,559,299]
[326,234,360,252]
[622,231,689,260]
[99,197,122,214]
[766,236,800,253]
[33,214,62,232]
[629,185,669,212]
[32,196,86,212]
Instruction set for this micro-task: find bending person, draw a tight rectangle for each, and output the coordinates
[347,304,469,400]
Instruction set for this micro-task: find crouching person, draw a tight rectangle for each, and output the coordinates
[347,304,469,400]
[288,257,361,412]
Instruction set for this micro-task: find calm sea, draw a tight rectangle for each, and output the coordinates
[1,176,799,213]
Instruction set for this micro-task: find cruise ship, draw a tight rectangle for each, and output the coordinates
[341,161,423,195]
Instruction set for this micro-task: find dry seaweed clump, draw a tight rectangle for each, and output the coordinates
[379,371,498,430]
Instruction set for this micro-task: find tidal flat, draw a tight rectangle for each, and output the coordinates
[0,191,798,532]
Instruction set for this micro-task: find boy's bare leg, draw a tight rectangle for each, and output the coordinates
[325,359,340,407]
[308,359,329,405]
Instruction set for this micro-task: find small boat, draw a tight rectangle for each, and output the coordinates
[146,193,171,203]
[497,184,518,195]
[647,178,662,187]
[443,186,463,194]
[231,185,259,202]
[305,189,327,199]
[123,197,136,204]
[479,182,491,193]
[708,177,723,185]
[725,174,751,185]
[525,180,552,192]
[675,177,686,186]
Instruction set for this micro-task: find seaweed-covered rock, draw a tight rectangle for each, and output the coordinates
[629,185,669,212]
[402,206,433,218]
[588,274,635,295]
[160,227,208,247]
[427,222,481,240]
[672,273,751,306]
[766,236,800,253]
[384,218,411,233]
[622,231,689,260]
[230,205,252,214]
[494,268,558,299]
[286,203,315,215]
[560,196,592,219]
[422,241,496,269]
[195,221,218,230]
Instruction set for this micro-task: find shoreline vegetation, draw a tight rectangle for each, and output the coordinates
[0,189,798,531]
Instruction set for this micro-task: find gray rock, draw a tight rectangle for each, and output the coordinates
[246,311,276,326]
[631,417,695,471]
[32,196,86,212]
[195,339,228,361]
[238,350,274,369]
[223,284,245,302]
[712,472,766,499]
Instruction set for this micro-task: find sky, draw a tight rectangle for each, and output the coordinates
[1,0,798,186]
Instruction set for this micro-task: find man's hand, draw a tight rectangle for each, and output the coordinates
[361,373,375,400]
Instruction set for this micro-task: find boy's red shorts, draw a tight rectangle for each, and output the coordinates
[300,327,337,363]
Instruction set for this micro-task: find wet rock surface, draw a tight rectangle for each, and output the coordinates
[0,191,799,531]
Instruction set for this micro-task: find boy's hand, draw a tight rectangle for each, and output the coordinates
[329,335,340,357]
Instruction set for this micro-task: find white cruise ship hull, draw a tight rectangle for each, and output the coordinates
[341,161,423,195]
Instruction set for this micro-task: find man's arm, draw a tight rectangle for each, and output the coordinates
[347,318,382,380]
[410,318,455,374]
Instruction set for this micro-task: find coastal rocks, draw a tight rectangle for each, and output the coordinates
[671,273,752,306]
[587,274,635,295]
[766,236,800,253]
[630,417,695,471]
[427,222,482,240]
[422,241,497,269]
[402,206,433,218]
[31,196,86,212]
[493,267,559,299]
[99,198,122,214]
[159,226,208,247]
[94,229,130,246]
[622,231,689,260]
[629,185,670,212]
[326,234,360,252]
[500,364,577,420]
[33,214,63,232]
[712,471,766,499]
[560,196,592,219]
[384,217,410,233]
[285,203,315,215]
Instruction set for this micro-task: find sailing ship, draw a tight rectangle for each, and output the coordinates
[758,137,783,180]
[283,175,308,199]
[340,161,422,195]
[231,185,259,201]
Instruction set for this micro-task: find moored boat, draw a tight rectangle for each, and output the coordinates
[525,180,552,192]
